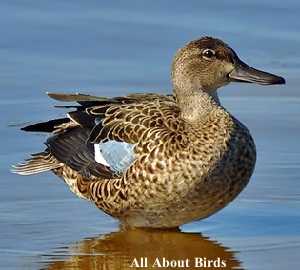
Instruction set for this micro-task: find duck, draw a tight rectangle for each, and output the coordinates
[13,37,285,228]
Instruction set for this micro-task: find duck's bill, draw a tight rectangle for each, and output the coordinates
[228,61,285,85]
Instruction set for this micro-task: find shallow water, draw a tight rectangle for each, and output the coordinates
[1,1,300,270]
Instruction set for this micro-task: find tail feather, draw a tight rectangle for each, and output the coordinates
[21,118,70,133]
[12,151,62,175]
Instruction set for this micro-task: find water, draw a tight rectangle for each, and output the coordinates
[1,1,300,269]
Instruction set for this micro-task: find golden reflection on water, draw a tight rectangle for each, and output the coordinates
[43,229,242,270]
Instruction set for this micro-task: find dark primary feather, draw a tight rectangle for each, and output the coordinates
[67,111,95,129]
[21,118,69,133]
[47,127,113,178]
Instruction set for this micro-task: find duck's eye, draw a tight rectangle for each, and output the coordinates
[202,49,216,60]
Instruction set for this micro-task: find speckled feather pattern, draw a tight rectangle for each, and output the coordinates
[49,93,256,228]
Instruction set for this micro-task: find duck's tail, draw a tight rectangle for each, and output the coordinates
[11,117,70,176]
[11,150,62,175]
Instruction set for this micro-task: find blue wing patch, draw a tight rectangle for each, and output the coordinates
[94,141,135,173]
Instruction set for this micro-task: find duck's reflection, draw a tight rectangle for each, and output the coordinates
[43,229,242,270]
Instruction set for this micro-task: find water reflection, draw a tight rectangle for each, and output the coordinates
[42,229,242,270]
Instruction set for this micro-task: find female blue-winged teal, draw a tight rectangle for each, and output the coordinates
[13,37,285,228]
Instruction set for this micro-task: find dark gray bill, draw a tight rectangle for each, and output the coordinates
[228,60,285,85]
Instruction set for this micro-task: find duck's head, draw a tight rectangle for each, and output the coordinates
[172,37,285,100]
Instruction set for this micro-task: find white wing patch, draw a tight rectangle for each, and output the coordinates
[94,141,135,173]
[94,144,110,166]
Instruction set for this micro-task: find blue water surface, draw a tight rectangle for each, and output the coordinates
[0,1,299,269]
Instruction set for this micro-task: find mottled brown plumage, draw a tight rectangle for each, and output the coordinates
[13,36,285,228]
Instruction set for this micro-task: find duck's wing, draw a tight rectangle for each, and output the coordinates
[13,124,113,178]
[14,92,178,179]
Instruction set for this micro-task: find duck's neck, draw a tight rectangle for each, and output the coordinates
[175,87,221,122]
